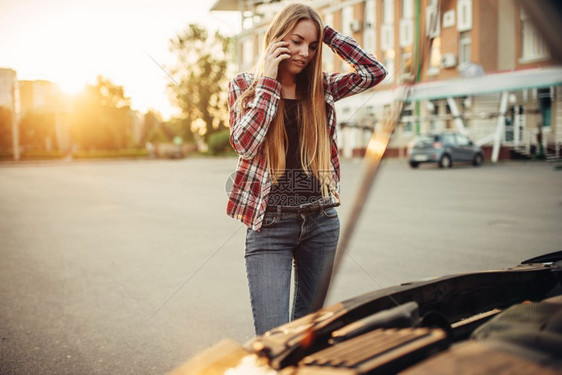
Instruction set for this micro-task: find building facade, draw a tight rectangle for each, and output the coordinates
[0,68,20,156]
[17,79,72,153]
[19,80,62,115]
[212,0,562,160]
[0,68,19,112]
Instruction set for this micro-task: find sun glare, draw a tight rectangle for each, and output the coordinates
[1,0,240,120]
[58,78,86,95]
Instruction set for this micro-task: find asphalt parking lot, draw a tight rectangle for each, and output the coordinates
[1,157,561,374]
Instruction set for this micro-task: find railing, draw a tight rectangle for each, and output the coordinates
[545,130,562,158]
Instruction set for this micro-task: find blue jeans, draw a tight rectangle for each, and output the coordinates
[245,207,340,335]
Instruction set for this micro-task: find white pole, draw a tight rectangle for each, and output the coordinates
[514,105,520,147]
[446,97,467,135]
[492,92,509,163]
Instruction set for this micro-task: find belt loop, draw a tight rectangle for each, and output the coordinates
[276,205,282,220]
[317,198,324,215]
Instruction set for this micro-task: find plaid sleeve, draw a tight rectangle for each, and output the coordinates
[228,73,282,159]
[323,25,387,102]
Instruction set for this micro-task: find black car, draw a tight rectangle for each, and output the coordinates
[171,252,562,374]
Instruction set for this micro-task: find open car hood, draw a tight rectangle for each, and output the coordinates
[170,251,562,374]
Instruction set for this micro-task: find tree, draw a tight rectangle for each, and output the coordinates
[141,110,162,145]
[70,76,133,150]
[19,110,57,150]
[168,24,231,141]
[165,116,194,144]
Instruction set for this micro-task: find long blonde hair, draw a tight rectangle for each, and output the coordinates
[237,3,331,196]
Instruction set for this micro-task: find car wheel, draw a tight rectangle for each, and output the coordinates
[409,161,419,168]
[473,153,484,167]
[439,154,452,168]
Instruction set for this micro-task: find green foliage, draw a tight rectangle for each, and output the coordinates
[140,110,162,145]
[146,125,171,143]
[166,116,194,143]
[207,129,233,155]
[20,150,65,160]
[0,107,12,150]
[168,24,231,141]
[71,149,148,159]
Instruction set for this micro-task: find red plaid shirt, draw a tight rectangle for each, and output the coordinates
[227,25,387,230]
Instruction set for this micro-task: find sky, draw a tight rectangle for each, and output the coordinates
[0,0,240,119]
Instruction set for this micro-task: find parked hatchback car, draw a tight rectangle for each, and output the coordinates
[408,132,484,168]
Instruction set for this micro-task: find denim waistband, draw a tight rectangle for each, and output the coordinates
[265,203,339,215]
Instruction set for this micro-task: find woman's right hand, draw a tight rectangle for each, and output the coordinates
[263,41,291,79]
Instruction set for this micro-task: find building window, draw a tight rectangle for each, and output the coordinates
[341,6,354,71]
[381,0,395,81]
[504,106,514,142]
[520,8,548,61]
[401,0,413,19]
[400,20,413,47]
[323,12,335,72]
[364,0,376,54]
[428,37,441,75]
[400,0,414,48]
[401,50,413,76]
[342,5,354,37]
[402,102,413,132]
[459,31,471,66]
[242,38,254,71]
[457,0,472,32]
[384,50,395,82]
[538,88,552,127]
[257,31,265,57]
[426,0,440,38]
[383,0,394,24]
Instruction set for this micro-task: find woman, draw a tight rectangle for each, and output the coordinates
[227,3,386,335]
